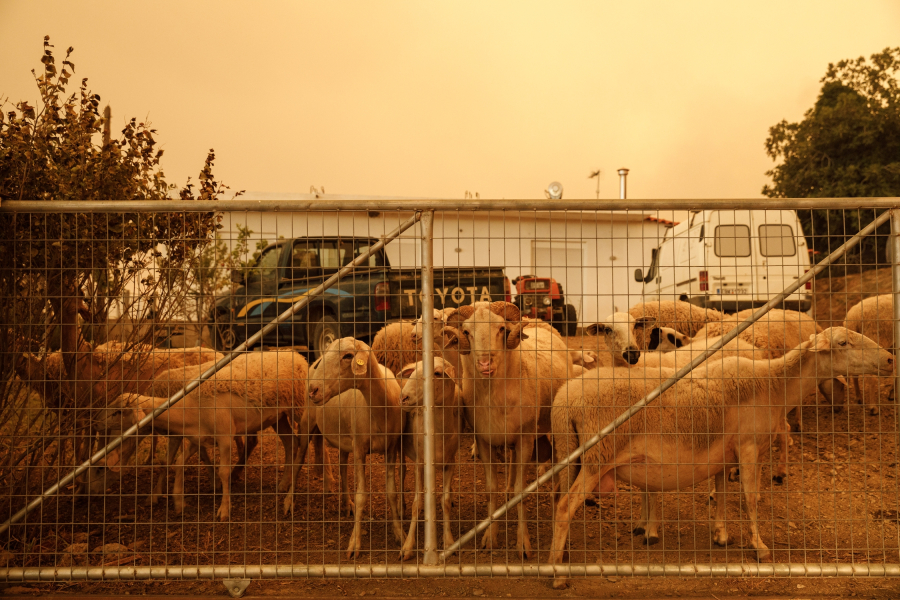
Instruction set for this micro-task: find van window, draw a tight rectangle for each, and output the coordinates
[714,225,751,257]
[758,224,796,257]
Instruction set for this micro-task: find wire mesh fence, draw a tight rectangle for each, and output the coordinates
[0,199,899,587]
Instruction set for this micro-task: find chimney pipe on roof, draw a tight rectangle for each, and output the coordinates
[617,168,629,200]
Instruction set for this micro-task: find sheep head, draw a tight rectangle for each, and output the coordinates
[457,301,529,378]
[399,357,459,412]
[647,326,691,352]
[411,308,449,348]
[308,337,374,405]
[585,312,649,365]
[806,327,894,378]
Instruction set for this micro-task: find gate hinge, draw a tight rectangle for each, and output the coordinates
[223,579,251,598]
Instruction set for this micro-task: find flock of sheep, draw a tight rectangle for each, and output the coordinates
[13,294,899,582]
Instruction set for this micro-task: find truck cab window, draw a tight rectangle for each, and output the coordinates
[758,224,796,257]
[355,243,385,267]
[251,245,283,280]
[714,225,751,257]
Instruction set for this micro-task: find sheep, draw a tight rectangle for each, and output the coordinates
[693,308,847,448]
[14,340,230,490]
[107,350,309,521]
[548,328,893,589]
[628,300,724,350]
[583,312,657,367]
[453,301,574,558]
[372,320,421,377]
[645,326,691,352]
[396,357,463,560]
[843,294,896,415]
[307,337,406,559]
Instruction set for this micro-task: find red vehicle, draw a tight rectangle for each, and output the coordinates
[512,274,577,336]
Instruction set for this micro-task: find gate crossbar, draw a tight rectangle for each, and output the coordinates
[1,563,900,581]
[0,210,423,536]
[439,207,893,561]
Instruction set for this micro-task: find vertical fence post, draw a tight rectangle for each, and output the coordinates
[420,209,438,564]
[891,208,900,559]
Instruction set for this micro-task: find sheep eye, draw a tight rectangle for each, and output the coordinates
[342,353,354,360]
[839,340,847,347]
[463,330,471,337]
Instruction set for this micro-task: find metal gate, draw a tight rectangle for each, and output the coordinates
[0,198,899,590]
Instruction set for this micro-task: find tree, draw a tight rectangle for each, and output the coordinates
[0,37,233,502]
[173,224,268,346]
[762,47,900,265]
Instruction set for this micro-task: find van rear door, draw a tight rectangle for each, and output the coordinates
[709,211,754,300]
[751,210,809,302]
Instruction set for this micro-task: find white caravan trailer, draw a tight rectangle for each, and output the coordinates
[634,209,813,313]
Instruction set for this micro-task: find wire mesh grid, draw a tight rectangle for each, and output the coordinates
[0,202,898,585]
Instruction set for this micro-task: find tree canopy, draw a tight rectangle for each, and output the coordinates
[0,37,235,500]
[762,47,900,264]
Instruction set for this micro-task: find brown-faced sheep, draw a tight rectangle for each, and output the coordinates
[692,308,846,479]
[109,350,308,521]
[628,300,724,349]
[548,328,893,588]
[307,337,406,559]
[396,357,463,560]
[843,294,895,415]
[454,301,574,558]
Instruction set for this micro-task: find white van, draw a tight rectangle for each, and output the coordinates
[634,210,813,313]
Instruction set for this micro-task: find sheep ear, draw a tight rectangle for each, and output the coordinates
[506,323,528,350]
[585,323,611,336]
[647,328,661,350]
[808,332,831,352]
[351,350,370,375]
[435,361,458,385]
[399,365,416,380]
[634,316,655,328]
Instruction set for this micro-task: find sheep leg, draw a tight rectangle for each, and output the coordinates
[312,430,335,490]
[818,378,846,412]
[849,376,862,411]
[283,409,314,514]
[712,471,731,546]
[475,436,501,550]
[197,443,221,492]
[513,436,535,559]
[339,450,355,517]
[441,463,456,552]
[214,435,234,522]
[231,433,257,482]
[400,460,422,560]
[385,442,406,545]
[167,438,200,515]
[772,420,789,485]
[634,492,660,545]
[549,469,602,590]
[737,442,770,562]
[149,436,183,506]
[346,443,368,559]
[274,413,298,493]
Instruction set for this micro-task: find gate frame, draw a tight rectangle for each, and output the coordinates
[0,199,897,584]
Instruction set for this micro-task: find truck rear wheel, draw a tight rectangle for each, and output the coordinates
[564,304,577,336]
[310,315,340,359]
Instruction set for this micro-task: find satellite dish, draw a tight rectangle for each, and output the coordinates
[547,181,563,200]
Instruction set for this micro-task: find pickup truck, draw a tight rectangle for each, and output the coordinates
[211,236,509,356]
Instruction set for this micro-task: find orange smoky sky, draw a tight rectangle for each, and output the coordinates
[1,1,898,200]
